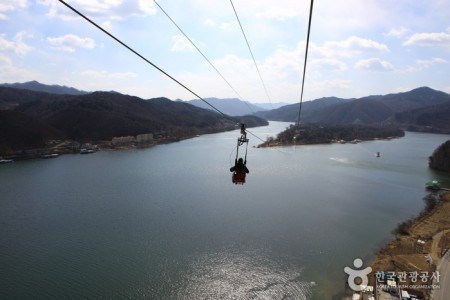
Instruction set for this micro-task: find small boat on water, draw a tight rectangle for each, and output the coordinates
[80,149,95,154]
[425,180,441,191]
[376,152,380,158]
[0,159,14,164]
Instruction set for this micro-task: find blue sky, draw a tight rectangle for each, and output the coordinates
[1,0,449,104]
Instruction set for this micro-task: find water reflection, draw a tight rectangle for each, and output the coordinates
[176,245,313,299]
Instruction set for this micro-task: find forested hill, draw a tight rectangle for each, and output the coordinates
[258,87,450,133]
[0,86,267,155]
[385,101,450,134]
[429,140,450,172]
[255,96,353,121]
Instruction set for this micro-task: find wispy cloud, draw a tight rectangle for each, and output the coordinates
[401,57,448,73]
[314,0,388,32]
[40,0,156,23]
[403,32,450,47]
[0,32,32,55]
[170,34,204,52]
[47,34,96,52]
[138,0,156,15]
[386,26,409,38]
[354,58,394,72]
[315,36,389,58]
[0,0,28,20]
[311,58,348,72]
[416,57,448,67]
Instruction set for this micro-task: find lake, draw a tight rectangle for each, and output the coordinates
[1,122,449,299]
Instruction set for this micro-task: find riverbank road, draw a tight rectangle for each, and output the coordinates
[433,250,449,300]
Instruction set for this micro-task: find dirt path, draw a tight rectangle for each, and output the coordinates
[430,230,449,262]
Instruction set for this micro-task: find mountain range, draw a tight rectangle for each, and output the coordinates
[184,98,290,116]
[1,81,449,155]
[0,80,89,95]
[184,97,265,116]
[256,87,450,133]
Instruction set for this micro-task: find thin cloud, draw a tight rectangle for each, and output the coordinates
[0,0,28,19]
[317,36,389,58]
[192,0,306,21]
[386,26,409,38]
[354,58,394,72]
[170,35,196,52]
[314,0,388,32]
[47,34,96,52]
[311,58,348,72]
[138,0,156,15]
[403,32,450,47]
[264,45,304,77]
[0,32,32,55]
[40,0,156,22]
[415,57,448,68]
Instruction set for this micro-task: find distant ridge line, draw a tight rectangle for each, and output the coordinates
[0,80,89,95]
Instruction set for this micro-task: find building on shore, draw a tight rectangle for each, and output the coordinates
[111,133,153,146]
[111,136,136,146]
[136,133,153,144]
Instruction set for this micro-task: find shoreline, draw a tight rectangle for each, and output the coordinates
[257,124,405,148]
[258,135,402,148]
[1,121,269,162]
[365,191,450,298]
[0,133,209,162]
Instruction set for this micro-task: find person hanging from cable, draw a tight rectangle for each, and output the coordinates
[231,123,249,184]
[230,157,249,184]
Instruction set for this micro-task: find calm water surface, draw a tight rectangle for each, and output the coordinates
[1,122,449,299]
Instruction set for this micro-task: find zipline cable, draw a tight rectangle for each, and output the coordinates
[153,0,257,114]
[229,0,274,110]
[296,0,314,126]
[57,0,228,119]
[57,0,265,143]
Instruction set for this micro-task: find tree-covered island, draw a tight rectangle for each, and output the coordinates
[258,124,405,147]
